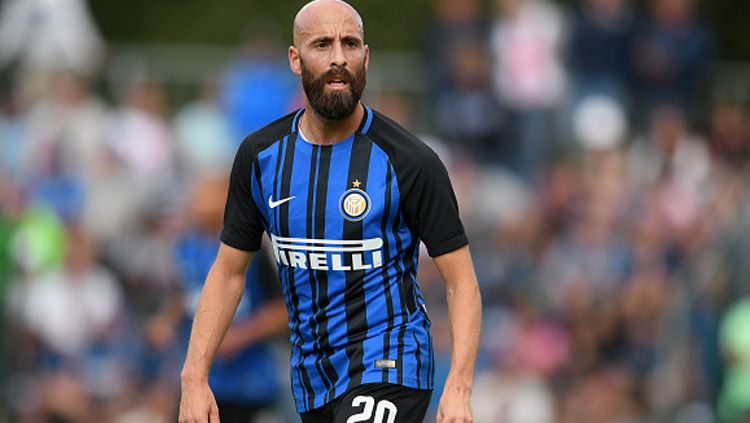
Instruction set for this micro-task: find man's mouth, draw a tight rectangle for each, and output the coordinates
[326,79,349,90]
[326,76,350,90]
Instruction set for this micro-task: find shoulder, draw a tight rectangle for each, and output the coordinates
[366,109,446,176]
[238,109,300,159]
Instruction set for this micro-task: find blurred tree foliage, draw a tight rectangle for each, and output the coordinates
[88,0,749,59]
[88,0,436,49]
[701,0,750,61]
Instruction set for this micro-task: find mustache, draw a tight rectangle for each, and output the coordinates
[320,66,353,83]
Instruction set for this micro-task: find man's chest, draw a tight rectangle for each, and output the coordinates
[254,140,400,272]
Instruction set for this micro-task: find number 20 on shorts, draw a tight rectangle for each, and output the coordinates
[346,395,398,423]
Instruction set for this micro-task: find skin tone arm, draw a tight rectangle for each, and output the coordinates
[433,245,482,423]
[179,243,255,423]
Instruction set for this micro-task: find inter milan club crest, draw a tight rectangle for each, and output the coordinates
[339,180,371,222]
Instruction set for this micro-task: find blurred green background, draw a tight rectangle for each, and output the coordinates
[89,0,750,58]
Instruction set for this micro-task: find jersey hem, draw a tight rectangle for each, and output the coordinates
[293,374,432,413]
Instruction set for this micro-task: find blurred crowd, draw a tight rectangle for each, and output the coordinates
[1,0,750,421]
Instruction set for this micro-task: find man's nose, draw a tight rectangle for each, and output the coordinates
[330,42,347,67]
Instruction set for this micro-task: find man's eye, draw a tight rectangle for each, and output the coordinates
[316,42,329,48]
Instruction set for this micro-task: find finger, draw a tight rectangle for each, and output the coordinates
[209,400,220,422]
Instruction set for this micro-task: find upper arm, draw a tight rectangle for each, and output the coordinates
[432,245,477,290]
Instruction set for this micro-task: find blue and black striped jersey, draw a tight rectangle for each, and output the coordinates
[221,105,468,413]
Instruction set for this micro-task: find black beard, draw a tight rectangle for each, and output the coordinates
[301,60,366,121]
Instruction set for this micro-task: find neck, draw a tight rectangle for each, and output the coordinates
[299,103,364,145]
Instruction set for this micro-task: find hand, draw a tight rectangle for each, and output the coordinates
[179,379,219,422]
[437,380,473,423]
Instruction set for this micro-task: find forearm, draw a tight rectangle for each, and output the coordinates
[433,246,482,390]
[445,276,482,389]
[181,264,246,381]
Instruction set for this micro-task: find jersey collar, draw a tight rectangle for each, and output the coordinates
[291,104,373,136]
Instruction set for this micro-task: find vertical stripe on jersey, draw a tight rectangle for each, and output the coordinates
[428,320,435,388]
[402,240,423,389]
[278,134,315,410]
[270,137,305,403]
[357,140,393,387]
[343,135,373,390]
[272,138,285,236]
[379,164,394,383]
[250,158,269,229]
[312,146,339,399]
[392,209,407,386]
[305,145,339,402]
[380,161,405,385]
[271,138,300,404]
[412,331,422,384]
[304,145,330,398]
[412,244,434,389]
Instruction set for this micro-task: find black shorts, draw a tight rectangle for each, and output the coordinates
[216,402,265,423]
[300,383,432,423]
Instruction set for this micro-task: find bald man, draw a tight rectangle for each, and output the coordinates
[179,1,481,422]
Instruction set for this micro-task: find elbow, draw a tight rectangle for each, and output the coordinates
[447,278,482,302]
[206,264,246,293]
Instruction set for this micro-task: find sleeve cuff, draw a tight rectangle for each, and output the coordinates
[425,234,469,257]
[220,230,261,252]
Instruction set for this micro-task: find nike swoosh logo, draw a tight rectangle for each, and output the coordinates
[268,195,295,209]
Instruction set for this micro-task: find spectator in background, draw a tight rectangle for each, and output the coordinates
[14,73,110,227]
[424,0,489,104]
[11,228,130,422]
[79,142,143,247]
[22,72,108,181]
[169,176,288,422]
[434,42,506,163]
[0,0,105,77]
[423,0,507,167]
[174,76,236,173]
[221,19,300,142]
[709,100,749,170]
[106,75,174,187]
[626,105,710,257]
[632,0,712,118]
[490,0,567,180]
[560,365,642,422]
[627,104,709,187]
[568,0,634,103]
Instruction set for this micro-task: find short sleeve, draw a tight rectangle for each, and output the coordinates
[220,142,265,251]
[401,151,468,257]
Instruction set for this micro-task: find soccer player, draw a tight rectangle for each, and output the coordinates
[179,1,482,422]
[173,176,288,422]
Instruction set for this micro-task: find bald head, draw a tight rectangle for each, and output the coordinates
[293,0,364,47]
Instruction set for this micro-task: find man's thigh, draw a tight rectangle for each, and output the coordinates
[332,383,431,423]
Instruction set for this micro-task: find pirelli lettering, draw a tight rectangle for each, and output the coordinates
[270,234,383,271]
